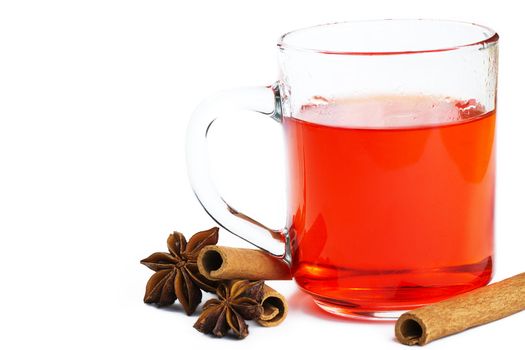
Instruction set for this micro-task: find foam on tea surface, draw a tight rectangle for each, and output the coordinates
[297,95,487,129]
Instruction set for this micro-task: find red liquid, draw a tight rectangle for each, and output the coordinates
[284,95,495,314]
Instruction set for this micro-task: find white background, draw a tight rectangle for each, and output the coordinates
[0,0,524,349]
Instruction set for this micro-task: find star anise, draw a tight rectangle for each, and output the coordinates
[193,280,264,339]
[140,227,219,315]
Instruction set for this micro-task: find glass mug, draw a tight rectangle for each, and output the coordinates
[187,20,498,319]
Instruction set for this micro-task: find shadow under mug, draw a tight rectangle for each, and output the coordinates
[187,19,499,320]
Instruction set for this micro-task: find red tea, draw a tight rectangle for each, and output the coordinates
[284,95,495,314]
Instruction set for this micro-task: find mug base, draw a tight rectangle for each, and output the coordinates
[313,298,408,321]
[295,257,493,321]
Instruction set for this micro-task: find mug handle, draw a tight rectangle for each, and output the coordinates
[186,83,290,261]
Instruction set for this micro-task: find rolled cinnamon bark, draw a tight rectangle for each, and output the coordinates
[197,246,292,281]
[395,272,525,346]
[257,285,288,327]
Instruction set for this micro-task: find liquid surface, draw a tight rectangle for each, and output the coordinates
[284,95,495,313]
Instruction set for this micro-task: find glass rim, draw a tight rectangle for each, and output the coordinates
[277,19,499,56]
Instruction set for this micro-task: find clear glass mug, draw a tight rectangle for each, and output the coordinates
[187,20,498,319]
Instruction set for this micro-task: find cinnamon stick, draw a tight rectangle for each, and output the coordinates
[395,272,525,346]
[257,285,288,327]
[197,246,292,281]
